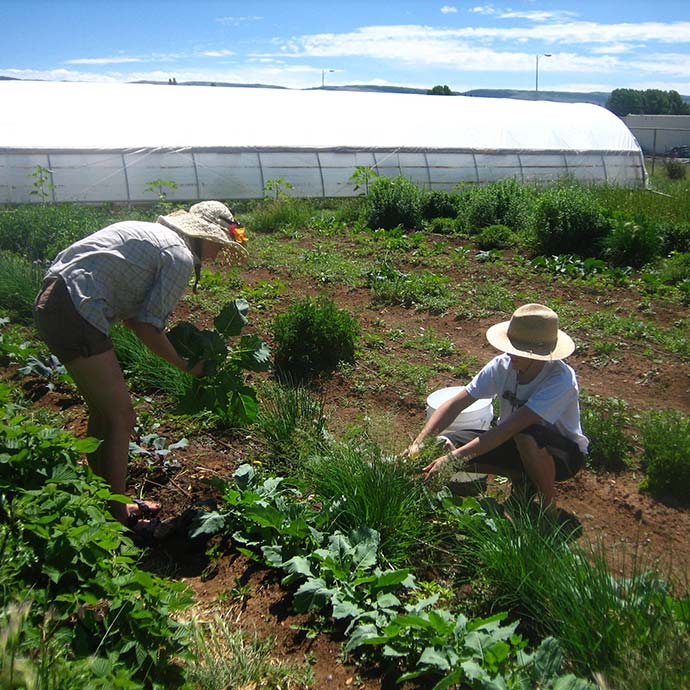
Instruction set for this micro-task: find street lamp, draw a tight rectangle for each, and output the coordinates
[321,69,335,88]
[535,53,552,92]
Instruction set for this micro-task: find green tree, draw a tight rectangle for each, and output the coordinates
[606,88,642,116]
[427,84,453,95]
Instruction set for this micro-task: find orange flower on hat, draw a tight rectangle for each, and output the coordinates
[229,223,248,244]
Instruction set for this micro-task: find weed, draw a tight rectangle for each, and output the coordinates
[580,394,633,471]
[364,176,423,231]
[187,617,314,690]
[639,409,690,501]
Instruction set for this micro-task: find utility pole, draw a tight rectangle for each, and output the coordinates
[321,69,334,88]
[535,53,552,92]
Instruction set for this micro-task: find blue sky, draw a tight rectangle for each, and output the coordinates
[2,0,689,94]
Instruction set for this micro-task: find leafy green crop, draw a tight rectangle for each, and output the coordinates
[167,299,271,426]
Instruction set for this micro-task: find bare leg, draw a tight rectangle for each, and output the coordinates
[64,350,136,524]
[514,433,557,513]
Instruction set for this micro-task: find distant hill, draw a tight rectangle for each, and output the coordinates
[4,76,689,107]
[462,88,612,107]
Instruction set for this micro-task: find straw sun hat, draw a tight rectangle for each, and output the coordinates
[158,201,248,267]
[486,303,575,361]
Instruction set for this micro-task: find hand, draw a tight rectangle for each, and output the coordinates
[402,441,421,459]
[187,359,207,377]
[422,454,450,480]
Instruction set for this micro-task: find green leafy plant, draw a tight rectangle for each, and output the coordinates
[272,295,358,383]
[167,299,271,426]
[580,394,634,471]
[421,190,461,221]
[532,184,611,257]
[366,261,453,314]
[475,224,515,250]
[0,400,193,687]
[263,177,294,200]
[364,175,424,231]
[143,178,178,202]
[349,165,379,195]
[28,165,56,204]
[664,158,687,180]
[461,178,533,233]
[602,215,659,268]
[639,409,690,501]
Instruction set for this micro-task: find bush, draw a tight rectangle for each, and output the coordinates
[475,224,515,250]
[659,221,690,254]
[602,215,660,268]
[364,176,423,231]
[532,185,611,257]
[273,295,358,383]
[657,251,690,284]
[421,190,461,220]
[580,394,633,471]
[248,198,316,233]
[425,216,466,235]
[664,158,687,180]
[461,179,533,233]
[639,409,690,501]
[0,204,120,261]
[0,252,45,321]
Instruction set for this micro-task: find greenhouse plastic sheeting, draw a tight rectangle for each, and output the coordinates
[0,81,646,203]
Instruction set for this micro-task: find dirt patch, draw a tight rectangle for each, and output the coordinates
[6,229,690,687]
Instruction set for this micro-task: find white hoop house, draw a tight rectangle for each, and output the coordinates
[0,81,646,204]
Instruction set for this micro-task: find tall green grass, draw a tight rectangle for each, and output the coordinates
[306,441,435,566]
[186,617,314,690]
[254,381,327,475]
[455,508,690,688]
[0,252,44,321]
[111,324,191,399]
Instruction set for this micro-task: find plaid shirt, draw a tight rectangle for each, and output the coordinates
[46,221,194,335]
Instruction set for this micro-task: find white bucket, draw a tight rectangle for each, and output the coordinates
[425,386,494,432]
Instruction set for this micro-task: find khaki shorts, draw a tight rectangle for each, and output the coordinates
[34,276,112,364]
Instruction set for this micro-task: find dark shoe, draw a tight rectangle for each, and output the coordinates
[129,517,176,547]
[550,508,582,539]
[126,498,162,526]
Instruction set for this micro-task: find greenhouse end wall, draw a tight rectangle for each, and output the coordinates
[0,147,646,204]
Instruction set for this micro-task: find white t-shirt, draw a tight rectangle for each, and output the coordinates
[466,353,589,453]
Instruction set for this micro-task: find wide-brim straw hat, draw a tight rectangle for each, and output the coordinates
[158,200,248,267]
[486,303,575,361]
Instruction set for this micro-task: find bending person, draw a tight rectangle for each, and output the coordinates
[404,304,588,516]
[34,201,248,535]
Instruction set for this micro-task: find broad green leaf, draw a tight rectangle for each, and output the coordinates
[418,646,451,670]
[293,577,336,613]
[236,334,272,372]
[188,510,226,539]
[228,388,259,425]
[282,555,313,578]
[214,299,249,337]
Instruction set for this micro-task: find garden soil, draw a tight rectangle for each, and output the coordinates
[12,234,690,690]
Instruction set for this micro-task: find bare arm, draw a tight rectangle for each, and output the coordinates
[123,320,204,376]
[422,404,543,479]
[403,387,476,457]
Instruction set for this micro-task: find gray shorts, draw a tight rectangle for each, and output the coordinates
[442,425,584,481]
[34,276,112,364]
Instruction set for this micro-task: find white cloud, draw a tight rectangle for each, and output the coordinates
[216,16,263,26]
[497,10,578,22]
[202,49,235,57]
[590,44,637,55]
[469,5,496,14]
[66,56,145,65]
[440,5,457,13]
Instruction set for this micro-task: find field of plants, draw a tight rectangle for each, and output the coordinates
[1,167,689,690]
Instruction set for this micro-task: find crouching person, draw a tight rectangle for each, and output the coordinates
[403,304,588,520]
